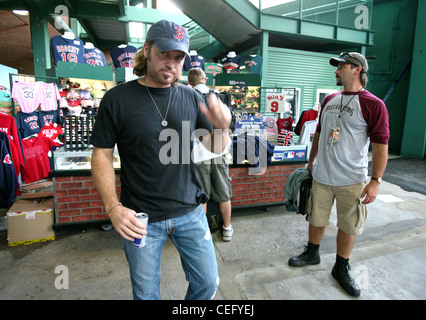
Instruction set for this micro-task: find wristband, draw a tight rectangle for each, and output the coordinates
[106,202,122,215]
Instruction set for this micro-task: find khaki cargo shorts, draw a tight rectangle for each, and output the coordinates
[307,179,367,236]
[195,155,232,203]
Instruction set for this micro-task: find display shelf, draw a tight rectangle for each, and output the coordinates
[46,61,113,81]
[52,146,120,171]
[215,73,261,86]
[215,74,261,114]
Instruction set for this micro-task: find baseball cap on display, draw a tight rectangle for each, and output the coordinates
[330,52,368,72]
[146,19,190,56]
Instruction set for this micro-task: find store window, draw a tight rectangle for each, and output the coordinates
[316,88,338,106]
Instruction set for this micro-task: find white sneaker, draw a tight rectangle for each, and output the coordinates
[222,225,233,242]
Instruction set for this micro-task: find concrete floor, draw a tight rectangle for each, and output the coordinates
[1,174,425,301]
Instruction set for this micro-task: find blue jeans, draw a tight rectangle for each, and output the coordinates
[123,205,219,300]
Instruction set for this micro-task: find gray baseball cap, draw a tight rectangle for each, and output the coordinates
[330,52,368,72]
[146,19,190,56]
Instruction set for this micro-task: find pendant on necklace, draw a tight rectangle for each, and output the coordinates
[161,120,168,127]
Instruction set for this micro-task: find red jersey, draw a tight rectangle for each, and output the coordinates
[22,135,55,183]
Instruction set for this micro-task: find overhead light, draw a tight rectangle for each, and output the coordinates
[13,10,29,16]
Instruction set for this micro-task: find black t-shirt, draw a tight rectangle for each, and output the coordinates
[90,80,213,222]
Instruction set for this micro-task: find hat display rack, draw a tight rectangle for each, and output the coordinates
[58,78,109,150]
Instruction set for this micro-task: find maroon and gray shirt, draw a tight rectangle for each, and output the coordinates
[313,90,390,186]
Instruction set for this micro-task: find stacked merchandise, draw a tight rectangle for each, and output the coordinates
[277,129,293,146]
[277,115,294,146]
[57,79,105,149]
[62,115,94,150]
[10,80,63,184]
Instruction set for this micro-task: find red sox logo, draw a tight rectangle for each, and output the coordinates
[3,154,12,165]
[175,26,184,41]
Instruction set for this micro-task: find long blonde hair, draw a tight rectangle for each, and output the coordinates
[133,40,181,87]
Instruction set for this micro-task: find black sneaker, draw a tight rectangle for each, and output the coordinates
[331,261,361,297]
[288,244,321,267]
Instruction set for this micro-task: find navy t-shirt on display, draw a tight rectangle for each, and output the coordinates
[110,45,138,68]
[50,35,85,65]
[183,54,206,71]
[84,47,108,66]
[222,55,240,73]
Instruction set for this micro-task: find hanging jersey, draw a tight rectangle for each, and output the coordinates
[0,131,20,179]
[238,54,263,74]
[278,116,294,133]
[266,93,289,113]
[110,45,137,68]
[0,113,25,176]
[22,135,55,183]
[16,111,42,138]
[0,135,18,207]
[84,47,108,66]
[39,83,61,111]
[11,81,42,113]
[38,110,60,127]
[294,109,318,135]
[222,55,240,73]
[297,119,318,160]
[40,123,63,146]
[50,35,85,65]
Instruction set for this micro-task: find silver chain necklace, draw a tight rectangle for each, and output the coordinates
[145,85,172,127]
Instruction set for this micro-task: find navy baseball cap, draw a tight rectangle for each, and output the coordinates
[146,19,190,56]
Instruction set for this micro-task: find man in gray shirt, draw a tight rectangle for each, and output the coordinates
[288,52,390,297]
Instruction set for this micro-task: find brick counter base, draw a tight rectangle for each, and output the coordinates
[54,174,121,224]
[230,164,304,208]
[54,163,304,224]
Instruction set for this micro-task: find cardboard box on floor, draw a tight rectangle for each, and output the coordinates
[6,196,55,246]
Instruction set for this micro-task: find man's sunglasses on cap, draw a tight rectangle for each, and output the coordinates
[339,52,364,70]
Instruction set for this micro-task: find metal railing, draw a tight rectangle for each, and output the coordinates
[261,0,373,30]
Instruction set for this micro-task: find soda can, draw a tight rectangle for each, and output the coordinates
[133,212,149,248]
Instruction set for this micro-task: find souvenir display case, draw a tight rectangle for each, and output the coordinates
[52,146,120,171]
[215,73,261,116]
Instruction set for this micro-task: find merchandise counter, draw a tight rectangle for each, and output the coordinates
[50,146,307,227]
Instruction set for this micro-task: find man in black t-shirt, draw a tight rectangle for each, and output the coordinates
[90,20,231,300]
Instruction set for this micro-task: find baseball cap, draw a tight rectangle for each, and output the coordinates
[330,52,368,72]
[146,19,190,56]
